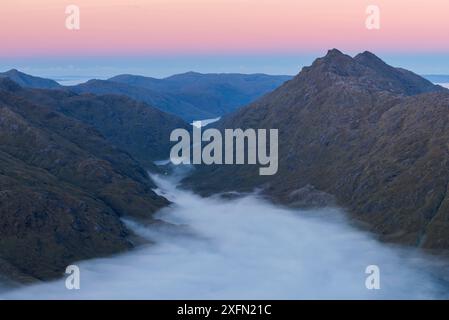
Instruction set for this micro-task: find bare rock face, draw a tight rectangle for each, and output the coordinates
[0,78,180,281]
[184,49,449,251]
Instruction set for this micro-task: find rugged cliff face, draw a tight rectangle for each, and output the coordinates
[183,49,449,250]
[0,78,182,281]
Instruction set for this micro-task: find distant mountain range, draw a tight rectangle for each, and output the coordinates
[70,72,291,121]
[5,68,449,121]
[0,69,292,121]
[184,49,449,251]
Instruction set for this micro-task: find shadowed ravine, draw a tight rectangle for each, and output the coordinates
[1,168,448,299]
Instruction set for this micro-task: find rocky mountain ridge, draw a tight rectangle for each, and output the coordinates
[183,49,449,251]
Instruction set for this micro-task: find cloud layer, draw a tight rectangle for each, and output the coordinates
[1,172,447,299]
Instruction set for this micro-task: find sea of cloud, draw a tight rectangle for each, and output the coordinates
[1,170,448,299]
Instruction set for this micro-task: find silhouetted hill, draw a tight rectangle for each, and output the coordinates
[0,69,291,121]
[353,51,441,94]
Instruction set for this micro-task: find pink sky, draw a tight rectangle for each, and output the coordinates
[2,0,449,57]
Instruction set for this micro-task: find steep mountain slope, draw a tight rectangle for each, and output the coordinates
[0,78,170,281]
[183,49,449,250]
[15,88,188,168]
[70,72,292,121]
[353,51,440,95]
[0,69,61,89]
[111,72,292,118]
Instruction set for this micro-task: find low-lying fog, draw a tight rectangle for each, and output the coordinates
[1,169,448,299]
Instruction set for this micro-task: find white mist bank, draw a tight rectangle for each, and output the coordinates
[437,83,449,89]
[191,117,221,128]
[1,171,447,299]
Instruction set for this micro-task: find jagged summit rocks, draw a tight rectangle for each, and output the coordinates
[296,49,441,95]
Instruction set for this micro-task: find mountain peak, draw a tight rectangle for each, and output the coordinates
[6,68,21,74]
[304,48,358,77]
[355,50,378,59]
[354,51,387,66]
[320,48,351,63]
[319,48,353,63]
[325,48,344,57]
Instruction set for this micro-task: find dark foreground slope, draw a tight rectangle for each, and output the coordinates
[0,78,177,281]
[184,49,449,250]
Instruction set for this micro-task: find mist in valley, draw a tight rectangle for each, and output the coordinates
[1,170,447,299]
